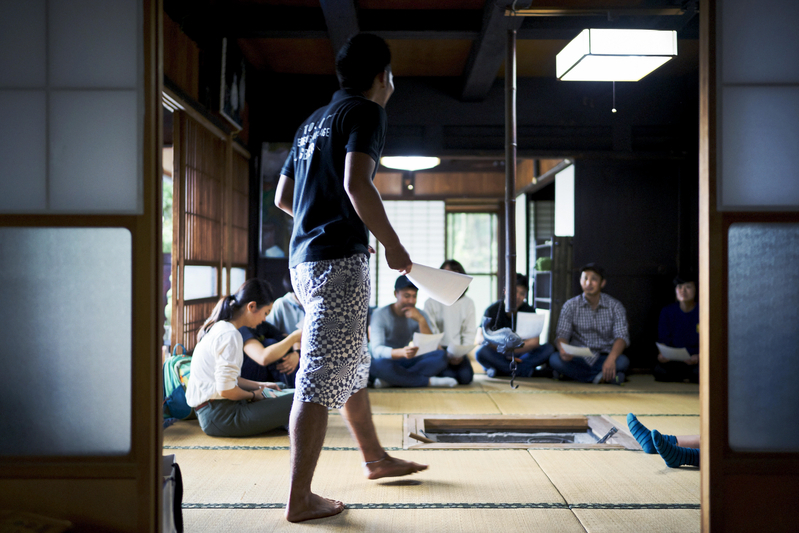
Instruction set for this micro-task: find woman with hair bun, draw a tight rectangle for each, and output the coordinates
[186,279,293,437]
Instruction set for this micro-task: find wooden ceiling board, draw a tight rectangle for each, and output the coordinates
[238,38,336,74]
[388,39,474,77]
[359,0,486,9]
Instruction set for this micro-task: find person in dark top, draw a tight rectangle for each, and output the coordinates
[275,33,426,523]
[238,319,301,389]
[475,273,555,378]
[654,275,700,383]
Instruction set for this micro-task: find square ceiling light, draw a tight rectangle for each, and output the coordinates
[556,29,678,82]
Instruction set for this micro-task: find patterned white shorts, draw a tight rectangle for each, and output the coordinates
[290,253,371,409]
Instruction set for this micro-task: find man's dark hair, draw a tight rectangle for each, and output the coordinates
[335,33,391,93]
[580,263,606,280]
[515,272,529,290]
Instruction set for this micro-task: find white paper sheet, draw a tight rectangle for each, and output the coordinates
[656,342,691,362]
[412,332,445,356]
[516,312,546,339]
[560,342,596,358]
[406,263,473,306]
[446,344,475,358]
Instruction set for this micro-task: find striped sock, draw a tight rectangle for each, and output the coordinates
[627,413,675,454]
[652,429,700,468]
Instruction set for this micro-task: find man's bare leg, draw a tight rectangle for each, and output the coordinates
[285,399,345,522]
[339,388,428,480]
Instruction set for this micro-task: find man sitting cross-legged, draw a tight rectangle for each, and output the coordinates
[549,263,631,384]
[475,273,555,378]
[369,275,458,388]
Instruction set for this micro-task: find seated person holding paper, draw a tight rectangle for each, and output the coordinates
[653,274,699,383]
[549,263,630,384]
[369,275,457,388]
[475,273,555,378]
[424,260,477,385]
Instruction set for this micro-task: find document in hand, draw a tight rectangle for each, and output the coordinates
[446,344,476,359]
[516,312,546,339]
[655,342,691,361]
[406,263,473,306]
[560,342,595,358]
[413,332,445,355]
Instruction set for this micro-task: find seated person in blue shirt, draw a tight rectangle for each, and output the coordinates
[476,273,555,378]
[369,275,458,388]
[549,263,631,384]
[653,274,699,383]
[237,281,302,388]
[266,273,306,338]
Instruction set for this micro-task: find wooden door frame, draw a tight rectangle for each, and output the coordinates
[700,1,799,530]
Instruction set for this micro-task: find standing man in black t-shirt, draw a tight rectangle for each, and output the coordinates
[275,33,427,523]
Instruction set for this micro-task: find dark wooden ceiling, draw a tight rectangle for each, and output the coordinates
[165,0,700,165]
[167,0,698,102]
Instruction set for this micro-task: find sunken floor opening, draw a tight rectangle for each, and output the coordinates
[404,414,640,450]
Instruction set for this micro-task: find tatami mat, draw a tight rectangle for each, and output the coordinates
[164,414,405,449]
[368,391,502,414]
[178,449,565,505]
[477,374,698,394]
[171,371,702,532]
[183,508,587,533]
[490,392,700,415]
[530,450,700,504]
[573,509,701,533]
[608,415,700,440]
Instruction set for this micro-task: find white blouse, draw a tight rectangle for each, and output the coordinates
[423,295,478,348]
[185,321,243,407]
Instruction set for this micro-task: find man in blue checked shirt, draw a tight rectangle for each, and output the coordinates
[549,263,631,384]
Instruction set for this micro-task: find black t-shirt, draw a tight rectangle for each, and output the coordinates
[482,299,535,331]
[281,89,387,267]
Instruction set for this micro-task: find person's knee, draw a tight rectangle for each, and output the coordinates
[475,346,496,365]
[548,351,567,370]
[615,354,630,372]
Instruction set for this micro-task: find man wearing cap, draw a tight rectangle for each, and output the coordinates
[654,274,699,383]
[368,276,457,388]
[549,263,631,384]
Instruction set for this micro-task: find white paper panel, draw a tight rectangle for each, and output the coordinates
[48,0,139,88]
[0,227,132,456]
[0,91,47,211]
[0,0,46,88]
[49,90,140,212]
[728,223,799,451]
[721,86,799,208]
[721,0,799,84]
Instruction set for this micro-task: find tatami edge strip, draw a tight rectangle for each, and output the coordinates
[182,502,700,510]
[371,389,698,395]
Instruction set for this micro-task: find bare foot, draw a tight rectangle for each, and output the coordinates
[364,454,429,480]
[285,492,345,523]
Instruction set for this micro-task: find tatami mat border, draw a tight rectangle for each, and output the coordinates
[183,502,700,510]
[370,389,698,395]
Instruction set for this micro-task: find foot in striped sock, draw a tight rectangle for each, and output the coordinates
[627,413,661,454]
[652,429,699,468]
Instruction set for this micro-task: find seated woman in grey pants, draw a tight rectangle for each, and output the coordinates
[186,279,293,437]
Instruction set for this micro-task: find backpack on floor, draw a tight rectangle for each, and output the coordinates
[163,344,194,420]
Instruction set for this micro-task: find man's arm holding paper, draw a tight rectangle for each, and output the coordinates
[344,152,411,273]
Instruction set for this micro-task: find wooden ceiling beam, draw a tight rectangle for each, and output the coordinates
[320,0,360,57]
[460,1,524,102]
